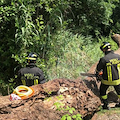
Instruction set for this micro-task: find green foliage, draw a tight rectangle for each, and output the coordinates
[46,30,96,79]
[56,95,64,101]
[54,102,64,111]
[8,78,16,94]
[53,101,83,120]
[44,97,52,101]
[61,113,83,120]
[63,0,119,36]
[72,114,83,120]
[64,106,76,114]
[54,101,83,120]
[60,106,83,120]
[0,79,9,95]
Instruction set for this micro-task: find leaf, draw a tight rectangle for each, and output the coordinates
[40,21,44,24]
[57,16,63,26]
[72,115,76,118]
[61,115,66,120]
[76,114,82,117]
[21,27,25,35]
[69,109,73,114]
[67,116,71,120]
[71,107,75,111]
[65,106,70,110]
[109,19,113,23]
[76,117,82,120]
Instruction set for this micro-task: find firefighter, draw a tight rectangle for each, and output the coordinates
[96,42,120,109]
[17,52,46,87]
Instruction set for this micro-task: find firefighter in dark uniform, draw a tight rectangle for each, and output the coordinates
[17,52,46,86]
[96,42,120,109]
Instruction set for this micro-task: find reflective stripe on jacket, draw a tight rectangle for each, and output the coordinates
[96,51,120,85]
[17,63,46,86]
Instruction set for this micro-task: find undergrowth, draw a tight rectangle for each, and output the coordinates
[46,30,118,80]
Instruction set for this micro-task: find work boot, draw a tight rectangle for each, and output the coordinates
[115,103,120,107]
[115,98,120,107]
[102,99,110,110]
[102,104,110,110]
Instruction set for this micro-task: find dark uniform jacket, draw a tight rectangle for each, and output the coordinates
[17,63,46,86]
[96,51,120,85]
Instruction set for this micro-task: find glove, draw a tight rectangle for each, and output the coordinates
[96,71,103,81]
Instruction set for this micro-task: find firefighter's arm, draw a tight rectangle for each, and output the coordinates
[38,69,46,84]
[95,59,103,81]
[39,73,46,84]
[95,70,103,81]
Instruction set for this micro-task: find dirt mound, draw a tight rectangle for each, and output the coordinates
[0,79,101,120]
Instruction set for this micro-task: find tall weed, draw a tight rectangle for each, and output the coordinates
[46,30,93,80]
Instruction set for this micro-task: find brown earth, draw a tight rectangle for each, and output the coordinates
[0,34,120,120]
[0,78,101,120]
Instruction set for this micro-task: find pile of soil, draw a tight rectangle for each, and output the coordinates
[0,78,101,120]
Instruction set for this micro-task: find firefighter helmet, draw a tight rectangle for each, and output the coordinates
[26,52,38,61]
[100,42,111,51]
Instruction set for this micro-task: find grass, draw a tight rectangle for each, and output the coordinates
[96,107,120,118]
